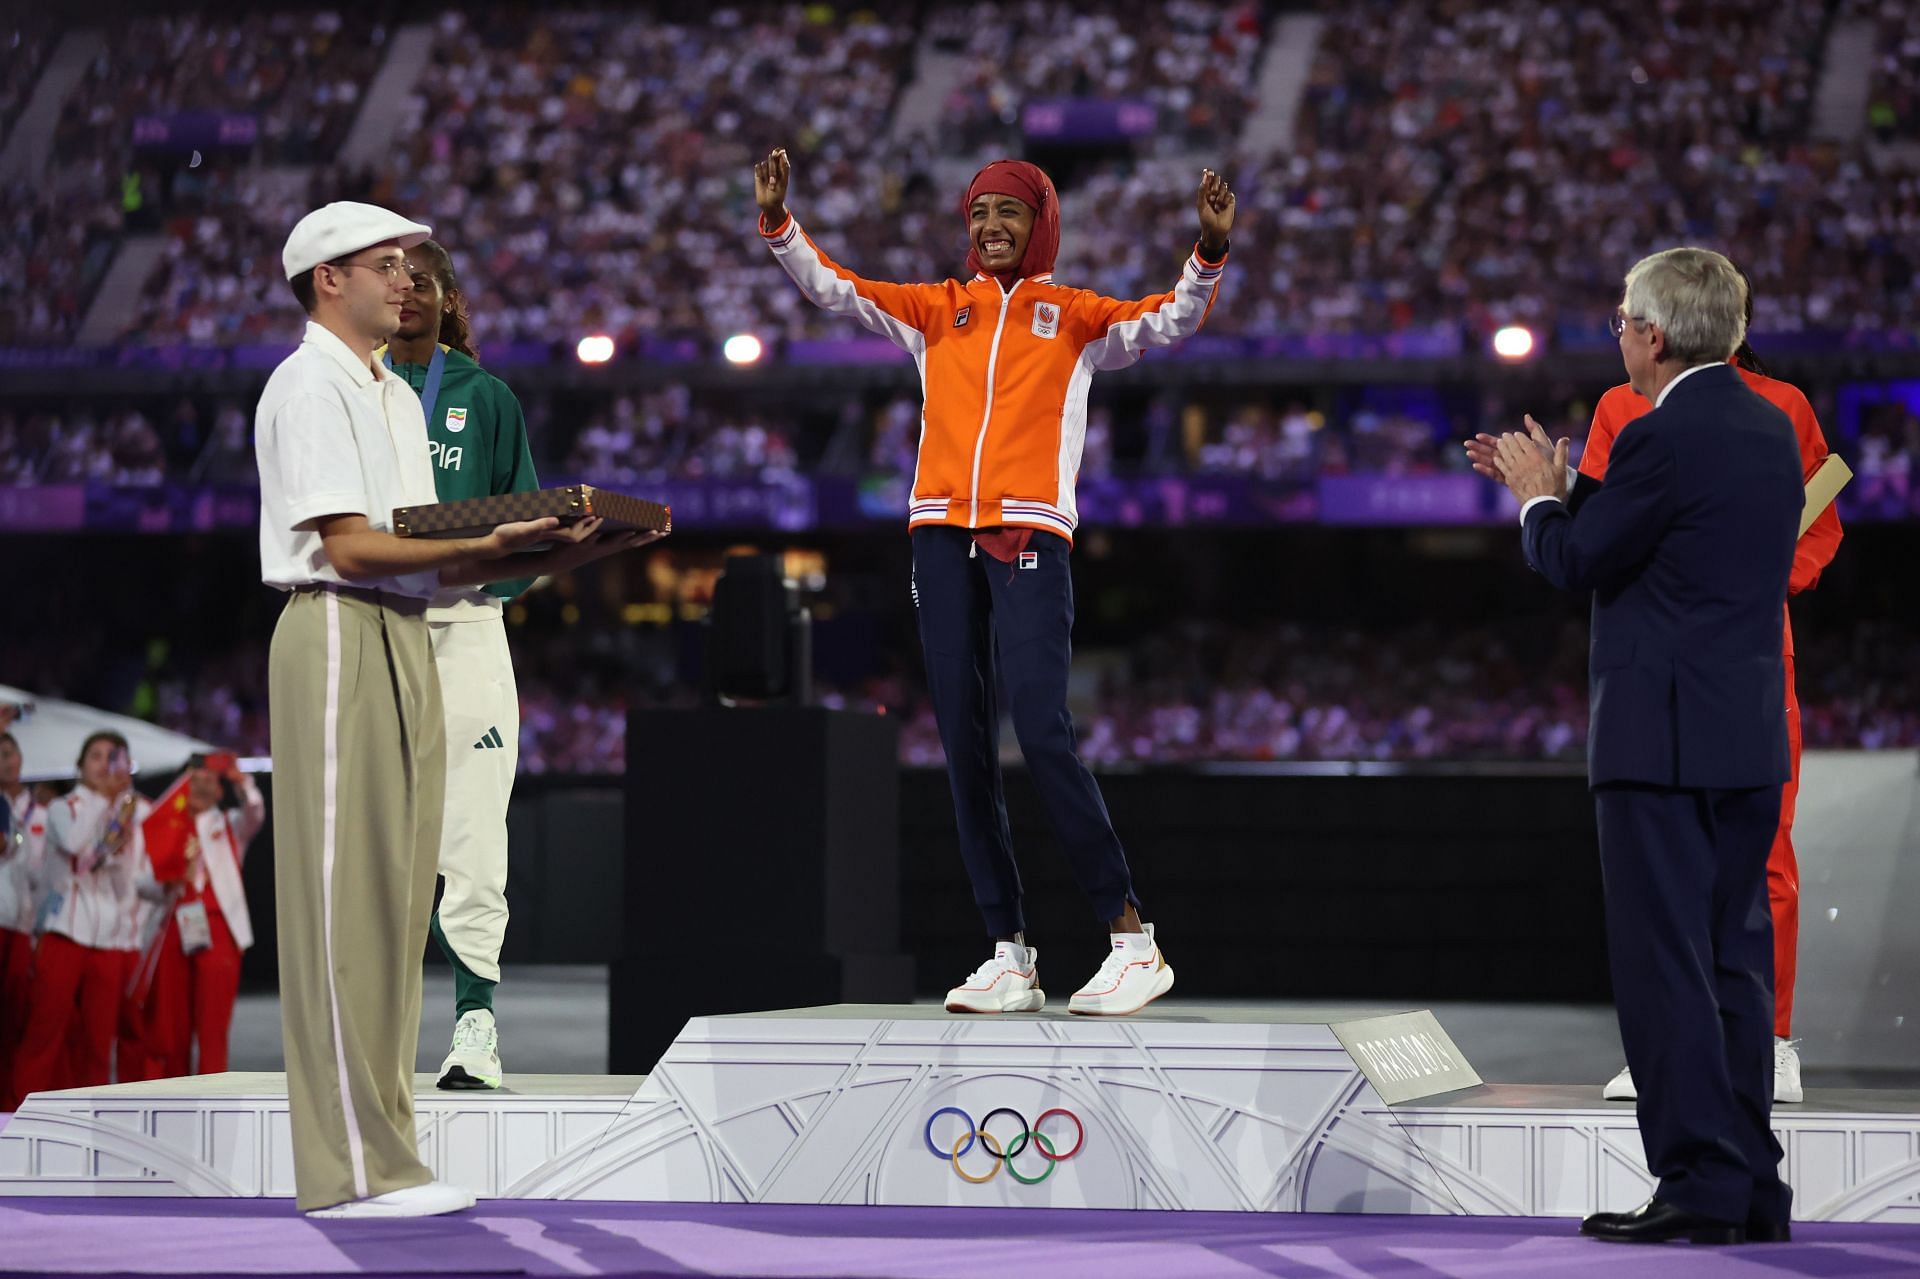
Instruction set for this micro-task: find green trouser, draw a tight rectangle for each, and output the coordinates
[269,584,444,1212]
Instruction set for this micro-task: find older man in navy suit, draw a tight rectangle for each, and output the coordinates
[1493,247,1804,1246]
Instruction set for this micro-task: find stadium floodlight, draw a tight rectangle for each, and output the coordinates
[576,334,616,364]
[723,333,765,365]
[1492,325,1535,360]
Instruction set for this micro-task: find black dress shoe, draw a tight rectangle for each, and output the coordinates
[1745,1216,1792,1243]
[1580,1198,1745,1245]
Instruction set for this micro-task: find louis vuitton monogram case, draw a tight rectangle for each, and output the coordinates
[393,485,672,539]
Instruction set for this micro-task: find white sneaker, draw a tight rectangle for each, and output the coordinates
[1603,1042,1804,1104]
[436,1009,502,1090]
[1775,1037,1803,1103]
[945,941,1046,1013]
[1068,924,1174,1016]
[307,1180,476,1218]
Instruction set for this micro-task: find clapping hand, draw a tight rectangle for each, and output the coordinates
[1464,415,1557,484]
[1495,428,1570,505]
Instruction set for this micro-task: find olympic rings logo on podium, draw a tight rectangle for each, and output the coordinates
[923,1106,1085,1184]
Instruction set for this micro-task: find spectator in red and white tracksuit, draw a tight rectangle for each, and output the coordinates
[144,758,262,1077]
[1,730,49,1109]
[14,732,147,1095]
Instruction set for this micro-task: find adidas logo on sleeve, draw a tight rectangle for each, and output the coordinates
[473,727,506,750]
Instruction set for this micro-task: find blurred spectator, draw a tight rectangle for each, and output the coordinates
[1849,0,1920,143]
[1847,398,1920,518]
[15,617,1906,773]
[0,178,124,345]
[8,379,1899,499]
[1,20,53,140]
[940,0,1263,152]
[187,402,257,485]
[54,12,385,169]
[118,167,321,346]
[17,0,1907,351]
[386,6,915,350]
[561,386,800,482]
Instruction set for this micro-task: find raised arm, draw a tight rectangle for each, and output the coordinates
[228,767,267,850]
[754,147,941,351]
[1075,169,1235,371]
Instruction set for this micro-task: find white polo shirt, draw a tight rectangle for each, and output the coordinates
[255,320,443,597]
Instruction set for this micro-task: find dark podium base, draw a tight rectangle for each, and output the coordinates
[612,707,911,1072]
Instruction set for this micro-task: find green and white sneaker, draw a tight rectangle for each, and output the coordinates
[436,1009,502,1090]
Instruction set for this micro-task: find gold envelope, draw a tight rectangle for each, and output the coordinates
[1800,455,1852,537]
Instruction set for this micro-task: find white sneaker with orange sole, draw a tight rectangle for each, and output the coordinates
[945,940,1046,1013]
[1068,924,1174,1016]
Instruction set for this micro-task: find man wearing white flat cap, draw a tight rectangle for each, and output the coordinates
[257,202,615,1217]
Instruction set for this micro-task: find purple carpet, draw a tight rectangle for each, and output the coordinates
[1,1198,1918,1279]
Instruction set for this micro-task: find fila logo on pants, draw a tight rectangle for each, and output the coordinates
[473,726,506,750]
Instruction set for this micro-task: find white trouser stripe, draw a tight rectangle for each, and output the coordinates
[320,592,369,1198]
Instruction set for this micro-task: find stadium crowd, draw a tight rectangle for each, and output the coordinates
[0,2,1911,349]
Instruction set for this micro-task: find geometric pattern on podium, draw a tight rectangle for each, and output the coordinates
[0,1073,641,1200]
[1395,1084,1920,1224]
[552,1004,1481,1211]
[4,1007,1918,1222]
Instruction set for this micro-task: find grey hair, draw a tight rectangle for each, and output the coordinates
[1622,247,1748,366]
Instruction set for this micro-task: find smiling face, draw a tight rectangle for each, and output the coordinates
[970,193,1035,274]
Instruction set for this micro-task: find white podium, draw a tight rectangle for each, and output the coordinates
[5,1004,1917,1221]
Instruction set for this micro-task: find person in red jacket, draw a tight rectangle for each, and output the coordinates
[755,147,1234,1016]
[143,755,264,1077]
[1467,289,1842,1104]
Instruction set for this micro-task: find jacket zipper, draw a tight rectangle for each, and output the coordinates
[967,280,1020,527]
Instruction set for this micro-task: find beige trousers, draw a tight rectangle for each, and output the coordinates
[269,585,444,1211]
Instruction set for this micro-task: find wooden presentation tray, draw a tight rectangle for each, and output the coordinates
[393,485,672,539]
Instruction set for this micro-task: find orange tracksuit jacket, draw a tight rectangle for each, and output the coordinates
[762,213,1226,543]
[1580,368,1844,656]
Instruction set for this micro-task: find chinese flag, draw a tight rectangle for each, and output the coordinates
[142,776,195,883]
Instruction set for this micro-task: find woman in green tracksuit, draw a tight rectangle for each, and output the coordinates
[382,240,539,1089]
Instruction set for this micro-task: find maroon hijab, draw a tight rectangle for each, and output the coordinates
[963,160,1061,283]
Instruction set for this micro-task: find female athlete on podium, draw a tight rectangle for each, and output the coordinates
[754,147,1234,1016]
